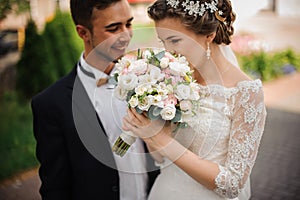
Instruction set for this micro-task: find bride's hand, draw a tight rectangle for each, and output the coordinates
[122,108,173,151]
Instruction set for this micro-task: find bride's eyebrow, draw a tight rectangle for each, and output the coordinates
[166,35,179,40]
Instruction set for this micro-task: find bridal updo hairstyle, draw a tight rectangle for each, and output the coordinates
[148,0,236,45]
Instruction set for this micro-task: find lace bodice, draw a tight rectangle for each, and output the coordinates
[155,79,267,199]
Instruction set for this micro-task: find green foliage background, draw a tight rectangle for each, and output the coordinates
[16,11,83,99]
[0,10,83,181]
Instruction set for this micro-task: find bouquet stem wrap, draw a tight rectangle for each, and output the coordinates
[112,131,136,157]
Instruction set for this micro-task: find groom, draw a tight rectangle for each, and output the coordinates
[31,0,159,199]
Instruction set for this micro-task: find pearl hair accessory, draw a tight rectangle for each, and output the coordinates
[166,0,226,22]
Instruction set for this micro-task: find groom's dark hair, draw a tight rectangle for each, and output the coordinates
[70,0,122,31]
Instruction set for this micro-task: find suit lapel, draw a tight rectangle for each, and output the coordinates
[72,71,117,169]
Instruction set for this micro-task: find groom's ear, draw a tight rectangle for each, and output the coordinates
[76,25,91,43]
[206,32,216,43]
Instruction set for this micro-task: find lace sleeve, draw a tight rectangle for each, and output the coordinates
[214,82,267,198]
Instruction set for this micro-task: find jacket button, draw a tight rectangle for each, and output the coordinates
[112,185,118,192]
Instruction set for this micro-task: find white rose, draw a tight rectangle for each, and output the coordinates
[135,83,151,96]
[138,96,152,111]
[118,73,138,90]
[128,59,148,75]
[160,57,169,69]
[179,100,192,113]
[113,85,128,100]
[169,62,190,76]
[175,84,191,100]
[160,104,176,120]
[129,95,138,107]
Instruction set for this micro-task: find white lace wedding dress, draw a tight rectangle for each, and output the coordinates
[148,79,267,200]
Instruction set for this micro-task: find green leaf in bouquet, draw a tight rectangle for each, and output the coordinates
[165,78,172,85]
[173,122,188,132]
[148,106,162,120]
[154,51,165,61]
[113,73,119,82]
[137,48,142,59]
[126,90,135,102]
[108,76,118,85]
[171,109,182,123]
[135,107,143,114]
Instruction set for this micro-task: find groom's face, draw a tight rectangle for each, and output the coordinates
[86,0,134,62]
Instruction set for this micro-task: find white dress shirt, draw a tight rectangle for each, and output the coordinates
[77,53,148,200]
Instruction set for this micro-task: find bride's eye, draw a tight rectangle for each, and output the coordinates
[170,39,181,45]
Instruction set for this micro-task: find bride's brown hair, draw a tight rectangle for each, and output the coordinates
[147,0,236,45]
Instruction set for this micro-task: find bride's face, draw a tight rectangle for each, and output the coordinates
[155,17,207,64]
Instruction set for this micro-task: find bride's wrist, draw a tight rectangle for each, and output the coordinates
[160,139,187,161]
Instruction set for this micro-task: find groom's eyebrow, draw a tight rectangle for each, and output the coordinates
[105,17,134,29]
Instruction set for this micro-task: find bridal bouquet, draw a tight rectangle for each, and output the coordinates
[112,48,200,157]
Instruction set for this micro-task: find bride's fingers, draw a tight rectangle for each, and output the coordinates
[126,109,143,127]
[122,118,138,133]
[130,108,150,126]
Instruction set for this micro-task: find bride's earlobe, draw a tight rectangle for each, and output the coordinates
[206,32,216,43]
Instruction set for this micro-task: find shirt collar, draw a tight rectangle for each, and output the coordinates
[79,53,109,81]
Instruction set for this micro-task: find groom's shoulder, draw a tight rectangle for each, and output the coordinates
[32,67,77,105]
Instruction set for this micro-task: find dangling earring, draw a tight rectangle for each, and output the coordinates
[206,42,211,60]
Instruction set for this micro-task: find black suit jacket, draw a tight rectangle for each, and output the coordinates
[31,65,159,200]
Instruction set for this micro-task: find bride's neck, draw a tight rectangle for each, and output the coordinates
[193,44,232,85]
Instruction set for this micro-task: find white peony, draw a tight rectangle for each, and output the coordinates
[160,104,176,120]
[128,59,148,75]
[175,84,191,100]
[118,73,138,90]
[149,65,164,82]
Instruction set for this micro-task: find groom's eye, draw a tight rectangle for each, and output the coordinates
[107,26,119,33]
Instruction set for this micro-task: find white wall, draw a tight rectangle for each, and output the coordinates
[277,0,300,16]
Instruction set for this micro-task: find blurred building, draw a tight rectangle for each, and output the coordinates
[1,0,300,31]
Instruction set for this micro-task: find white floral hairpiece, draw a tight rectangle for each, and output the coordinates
[166,0,223,18]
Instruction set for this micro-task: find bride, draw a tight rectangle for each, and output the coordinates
[123,0,267,199]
